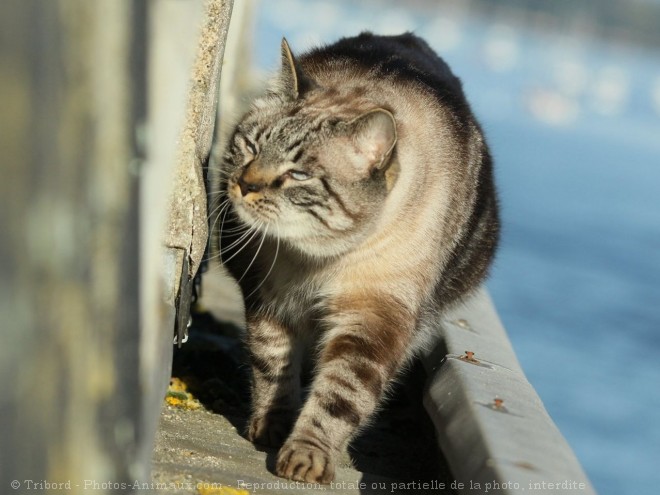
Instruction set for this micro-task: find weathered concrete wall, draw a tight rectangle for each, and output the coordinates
[0,0,234,490]
[141,0,234,477]
[163,0,234,280]
[139,0,206,477]
[0,0,145,488]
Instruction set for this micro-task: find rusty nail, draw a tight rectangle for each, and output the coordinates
[460,350,478,363]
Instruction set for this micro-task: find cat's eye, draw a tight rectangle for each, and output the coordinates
[288,170,311,181]
[245,139,258,156]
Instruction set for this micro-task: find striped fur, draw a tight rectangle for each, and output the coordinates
[214,32,499,483]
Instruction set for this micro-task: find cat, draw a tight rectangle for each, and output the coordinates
[214,32,499,483]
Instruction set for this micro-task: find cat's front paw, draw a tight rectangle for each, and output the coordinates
[247,411,294,448]
[276,438,336,484]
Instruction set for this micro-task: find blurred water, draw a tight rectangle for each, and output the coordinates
[252,1,660,493]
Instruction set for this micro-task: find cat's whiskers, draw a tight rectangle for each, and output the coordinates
[207,197,231,223]
[210,202,250,237]
[216,198,232,236]
[203,159,233,174]
[244,222,280,302]
[237,224,269,284]
[207,186,231,198]
[218,223,259,256]
[219,224,252,235]
[213,198,250,246]
[205,227,253,263]
[204,203,255,264]
[209,200,232,264]
[211,171,233,181]
[220,221,265,265]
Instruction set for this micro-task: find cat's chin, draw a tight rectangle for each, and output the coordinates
[232,212,349,258]
[284,236,357,261]
[232,205,259,228]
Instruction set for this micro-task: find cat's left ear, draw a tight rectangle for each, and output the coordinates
[350,109,397,174]
[280,38,316,100]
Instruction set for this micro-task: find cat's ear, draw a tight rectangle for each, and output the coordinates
[349,109,397,174]
[280,38,316,100]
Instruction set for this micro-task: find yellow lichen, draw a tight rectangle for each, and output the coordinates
[169,377,189,392]
[165,377,202,410]
[197,485,249,495]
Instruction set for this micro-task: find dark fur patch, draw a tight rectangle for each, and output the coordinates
[317,391,361,427]
[323,333,375,363]
[326,373,358,393]
[325,292,412,368]
[250,353,275,376]
[348,361,383,399]
[311,418,326,433]
[319,177,356,220]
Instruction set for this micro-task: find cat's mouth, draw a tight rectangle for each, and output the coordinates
[228,181,277,226]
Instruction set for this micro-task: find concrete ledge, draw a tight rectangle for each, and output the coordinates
[422,288,596,494]
[153,406,418,495]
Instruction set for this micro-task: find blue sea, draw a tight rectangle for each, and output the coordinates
[252,2,660,493]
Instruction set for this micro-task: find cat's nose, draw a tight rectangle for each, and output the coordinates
[238,175,263,197]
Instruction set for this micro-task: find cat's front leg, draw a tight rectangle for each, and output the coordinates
[246,315,302,449]
[275,294,412,483]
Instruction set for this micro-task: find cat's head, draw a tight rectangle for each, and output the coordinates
[223,39,397,258]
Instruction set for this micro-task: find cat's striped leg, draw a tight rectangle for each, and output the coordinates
[246,315,302,448]
[275,294,412,483]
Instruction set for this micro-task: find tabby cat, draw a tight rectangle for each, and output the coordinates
[216,32,499,483]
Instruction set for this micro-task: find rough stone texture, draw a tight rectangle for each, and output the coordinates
[165,0,234,282]
[147,1,234,478]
